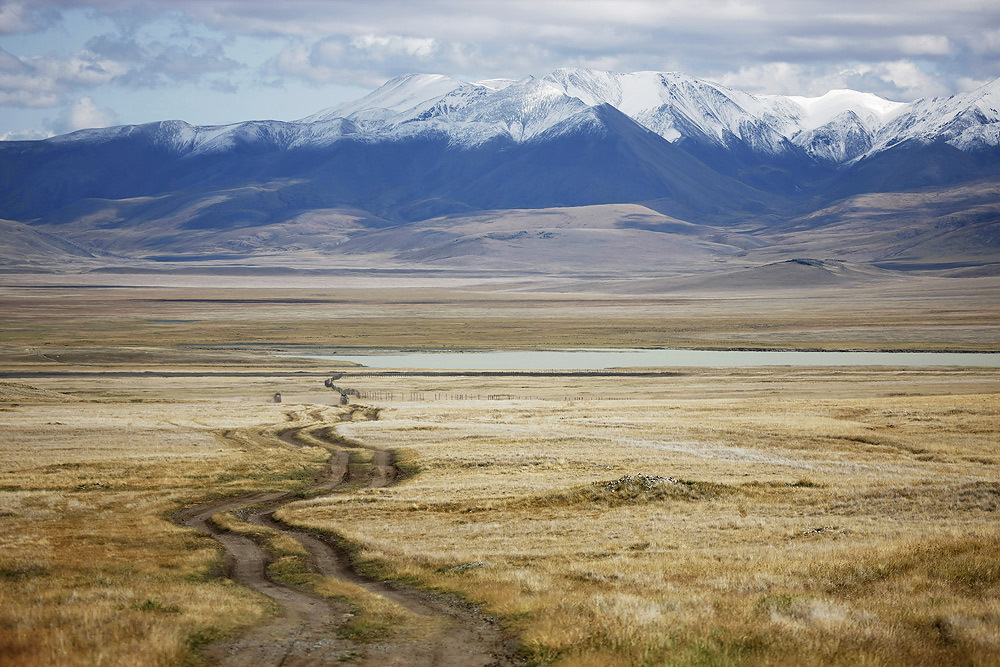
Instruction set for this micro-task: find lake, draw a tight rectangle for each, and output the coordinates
[302,348,1000,370]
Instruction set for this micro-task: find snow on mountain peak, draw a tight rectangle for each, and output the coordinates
[472,77,517,91]
[63,67,994,166]
[535,69,791,152]
[545,68,623,107]
[451,76,587,142]
[301,73,466,123]
[865,76,1000,155]
[784,89,906,132]
[297,68,1000,162]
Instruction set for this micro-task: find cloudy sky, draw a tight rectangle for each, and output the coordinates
[2,0,999,139]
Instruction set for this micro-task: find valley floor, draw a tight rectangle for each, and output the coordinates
[1,270,999,353]
[1,278,998,665]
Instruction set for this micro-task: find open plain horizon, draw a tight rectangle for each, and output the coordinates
[2,273,999,665]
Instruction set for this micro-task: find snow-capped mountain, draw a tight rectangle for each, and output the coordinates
[286,68,998,167]
[39,67,998,166]
[294,69,810,154]
[302,73,468,124]
[1,67,998,261]
[869,78,1000,153]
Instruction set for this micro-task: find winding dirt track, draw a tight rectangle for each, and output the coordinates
[175,407,517,666]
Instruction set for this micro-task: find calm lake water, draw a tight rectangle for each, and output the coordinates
[305,348,1000,370]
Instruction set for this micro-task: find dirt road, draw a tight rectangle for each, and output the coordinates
[176,408,517,666]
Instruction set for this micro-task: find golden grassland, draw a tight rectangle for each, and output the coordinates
[1,277,999,353]
[2,366,998,665]
[0,381,330,666]
[1,281,999,665]
[274,372,1000,665]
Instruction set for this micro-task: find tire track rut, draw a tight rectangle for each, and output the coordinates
[176,407,517,666]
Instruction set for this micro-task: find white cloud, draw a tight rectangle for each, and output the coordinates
[956,76,991,92]
[350,34,438,60]
[0,2,34,33]
[0,2,57,35]
[0,26,239,112]
[895,35,952,56]
[265,34,444,88]
[863,60,952,99]
[53,96,118,132]
[715,63,854,98]
[267,42,338,84]
[783,34,954,58]
[0,89,59,106]
[0,127,52,140]
[0,46,122,107]
[966,28,1000,54]
[1,1,999,135]
[243,1,998,102]
[83,33,240,87]
[713,60,953,101]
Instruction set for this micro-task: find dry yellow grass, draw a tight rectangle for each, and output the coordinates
[0,383,330,666]
[1,276,998,665]
[277,379,1000,666]
[3,367,1000,665]
[1,278,998,354]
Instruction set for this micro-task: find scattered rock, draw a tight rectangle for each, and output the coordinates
[603,474,679,492]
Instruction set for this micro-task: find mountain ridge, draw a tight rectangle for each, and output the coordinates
[29,67,1000,162]
[1,67,998,274]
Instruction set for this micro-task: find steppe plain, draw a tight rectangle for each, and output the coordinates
[1,269,999,666]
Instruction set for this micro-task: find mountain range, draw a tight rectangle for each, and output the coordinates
[1,68,999,276]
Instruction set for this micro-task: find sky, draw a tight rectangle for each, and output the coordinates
[1,0,999,140]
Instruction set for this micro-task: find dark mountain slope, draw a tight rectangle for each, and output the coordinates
[442,105,791,225]
[828,140,1000,199]
[0,107,793,230]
